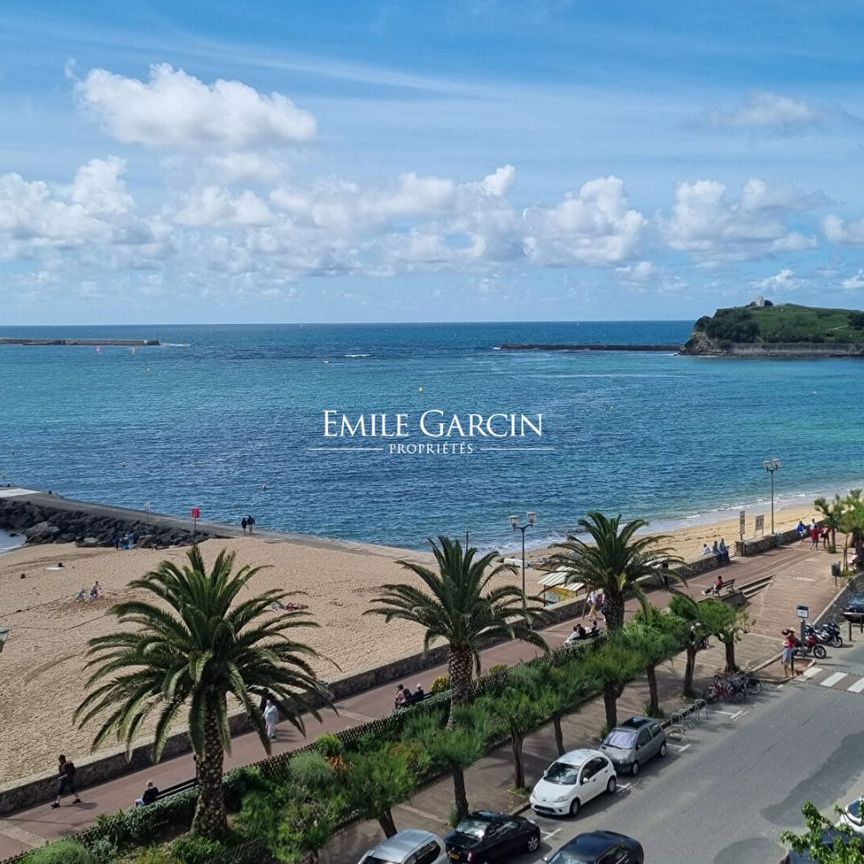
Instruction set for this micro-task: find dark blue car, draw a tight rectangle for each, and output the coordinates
[545,830,643,864]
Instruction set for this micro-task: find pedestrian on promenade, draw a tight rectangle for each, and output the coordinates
[51,755,80,807]
[781,628,799,677]
[135,781,159,807]
[810,524,820,549]
[394,683,408,708]
[241,517,248,535]
[796,520,807,540]
[263,699,279,740]
[586,589,597,621]
[595,590,606,619]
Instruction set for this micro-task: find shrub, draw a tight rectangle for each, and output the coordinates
[170,835,225,864]
[89,788,198,849]
[22,841,94,864]
[429,675,450,694]
[287,750,337,790]
[313,733,345,758]
[85,838,118,864]
[127,848,174,864]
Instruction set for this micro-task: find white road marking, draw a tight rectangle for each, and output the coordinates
[711,709,741,717]
[802,666,823,679]
[616,782,632,792]
[820,672,849,688]
[541,828,561,840]
[847,677,864,693]
[669,743,691,752]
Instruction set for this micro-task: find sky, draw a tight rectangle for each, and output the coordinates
[2,0,864,324]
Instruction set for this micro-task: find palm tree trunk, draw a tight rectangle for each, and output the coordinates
[192,704,227,838]
[602,682,618,730]
[604,591,625,631]
[683,646,697,697]
[511,735,525,789]
[378,809,398,838]
[552,714,565,755]
[646,664,659,716]
[723,638,737,674]
[447,648,473,727]
[452,765,469,821]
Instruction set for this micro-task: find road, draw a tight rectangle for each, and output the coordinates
[512,638,864,864]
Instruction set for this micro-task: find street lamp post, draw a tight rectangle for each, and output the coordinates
[509,512,537,607]
[0,625,9,654]
[763,457,781,535]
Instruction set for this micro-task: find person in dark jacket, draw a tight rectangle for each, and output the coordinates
[135,781,159,806]
[51,755,80,807]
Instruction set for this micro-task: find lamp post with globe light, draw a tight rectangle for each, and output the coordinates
[763,457,781,535]
[509,512,536,607]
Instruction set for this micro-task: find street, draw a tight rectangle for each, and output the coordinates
[513,638,864,864]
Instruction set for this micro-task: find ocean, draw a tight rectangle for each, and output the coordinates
[1,321,862,551]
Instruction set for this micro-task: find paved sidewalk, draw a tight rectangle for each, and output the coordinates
[0,544,840,858]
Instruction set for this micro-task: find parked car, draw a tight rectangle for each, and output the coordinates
[843,593,864,616]
[530,749,616,817]
[600,715,667,776]
[545,830,644,864]
[358,829,448,864]
[780,827,864,863]
[444,811,540,862]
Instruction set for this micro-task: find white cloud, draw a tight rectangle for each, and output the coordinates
[0,158,151,255]
[203,152,288,184]
[615,260,655,283]
[841,269,864,291]
[709,91,820,132]
[76,64,317,151]
[663,178,821,263]
[523,176,646,265]
[822,214,864,244]
[750,268,802,292]
[174,187,272,227]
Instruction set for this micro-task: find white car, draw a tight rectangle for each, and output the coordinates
[839,797,864,836]
[358,829,448,864]
[529,749,617,817]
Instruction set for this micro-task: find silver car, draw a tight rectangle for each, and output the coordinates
[600,716,667,776]
[358,829,448,864]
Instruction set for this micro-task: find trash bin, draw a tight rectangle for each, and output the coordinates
[831,562,841,584]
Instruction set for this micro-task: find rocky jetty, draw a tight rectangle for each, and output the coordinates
[0,499,214,549]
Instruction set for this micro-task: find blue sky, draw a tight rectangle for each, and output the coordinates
[2,0,864,324]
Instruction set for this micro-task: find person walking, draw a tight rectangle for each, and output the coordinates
[586,589,597,622]
[263,699,279,740]
[51,755,80,807]
[247,515,256,534]
[241,517,248,536]
[809,523,820,549]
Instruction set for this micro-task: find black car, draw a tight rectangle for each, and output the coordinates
[444,811,540,862]
[844,593,864,617]
[780,827,864,863]
[546,830,643,864]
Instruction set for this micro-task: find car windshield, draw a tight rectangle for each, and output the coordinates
[544,762,581,785]
[364,857,401,864]
[454,819,489,839]
[547,852,589,864]
[604,730,637,748]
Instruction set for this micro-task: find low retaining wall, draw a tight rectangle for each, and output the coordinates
[735,525,807,557]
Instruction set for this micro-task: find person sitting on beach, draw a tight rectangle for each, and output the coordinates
[135,781,159,807]
[718,538,729,563]
[74,587,88,602]
[394,684,408,708]
[89,581,101,600]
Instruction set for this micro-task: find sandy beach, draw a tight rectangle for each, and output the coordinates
[0,500,822,785]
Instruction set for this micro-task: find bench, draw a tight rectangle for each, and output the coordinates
[151,778,197,803]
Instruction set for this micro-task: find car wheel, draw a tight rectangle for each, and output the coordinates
[569,797,580,817]
[631,760,640,776]
[526,833,540,852]
[606,775,617,794]
[659,742,667,757]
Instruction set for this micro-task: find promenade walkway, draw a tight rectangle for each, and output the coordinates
[0,542,841,859]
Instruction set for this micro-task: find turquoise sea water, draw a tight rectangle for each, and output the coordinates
[1,322,863,550]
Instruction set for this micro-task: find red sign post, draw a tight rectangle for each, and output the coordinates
[191,507,201,534]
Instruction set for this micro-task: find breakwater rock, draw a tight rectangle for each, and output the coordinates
[0,499,216,549]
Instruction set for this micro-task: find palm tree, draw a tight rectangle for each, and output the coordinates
[75,546,331,838]
[366,536,547,722]
[548,512,686,632]
[814,494,844,553]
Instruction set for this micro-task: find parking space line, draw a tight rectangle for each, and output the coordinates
[669,743,691,752]
[820,672,848,688]
[616,781,632,792]
[540,828,561,840]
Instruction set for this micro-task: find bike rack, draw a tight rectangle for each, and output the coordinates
[668,699,708,737]
[693,698,709,722]
[669,711,686,737]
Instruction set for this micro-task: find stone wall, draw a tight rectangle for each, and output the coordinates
[0,498,215,549]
